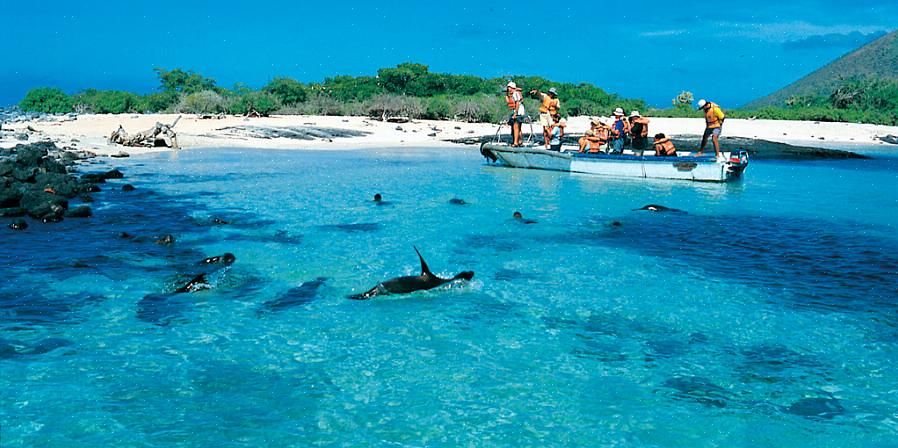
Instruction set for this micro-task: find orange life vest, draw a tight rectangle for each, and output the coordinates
[704,102,725,128]
[654,138,677,156]
[506,94,517,111]
[539,94,559,114]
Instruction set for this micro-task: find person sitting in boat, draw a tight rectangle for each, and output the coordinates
[653,133,677,157]
[530,87,561,149]
[578,118,609,153]
[609,108,630,154]
[628,111,651,151]
[505,81,526,147]
[547,114,565,151]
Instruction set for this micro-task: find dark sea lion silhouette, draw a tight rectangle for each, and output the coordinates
[260,277,329,312]
[202,253,236,265]
[175,273,212,293]
[449,198,467,205]
[8,219,27,230]
[632,204,684,213]
[348,247,474,300]
[513,211,538,224]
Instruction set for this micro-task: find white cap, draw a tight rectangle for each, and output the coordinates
[697,99,707,109]
[630,110,641,118]
[613,107,624,116]
[507,81,517,89]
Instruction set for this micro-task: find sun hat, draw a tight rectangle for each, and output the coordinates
[630,110,641,118]
[548,87,558,96]
[600,117,611,125]
[507,81,517,89]
[590,117,601,125]
[613,107,624,116]
[697,99,707,109]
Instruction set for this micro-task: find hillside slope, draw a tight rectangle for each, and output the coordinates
[748,30,898,108]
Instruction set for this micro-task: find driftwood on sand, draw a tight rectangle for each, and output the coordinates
[109,116,181,148]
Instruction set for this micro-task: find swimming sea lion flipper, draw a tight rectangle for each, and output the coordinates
[414,246,434,278]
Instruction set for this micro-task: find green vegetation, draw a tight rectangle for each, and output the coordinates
[20,87,73,114]
[17,57,897,125]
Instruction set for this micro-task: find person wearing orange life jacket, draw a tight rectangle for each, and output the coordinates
[628,110,651,151]
[696,99,725,159]
[578,118,610,153]
[529,87,561,149]
[653,133,677,157]
[505,81,526,147]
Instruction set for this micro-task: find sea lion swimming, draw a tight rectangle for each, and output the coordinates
[175,273,212,293]
[260,277,329,312]
[513,211,538,224]
[632,204,684,213]
[449,198,467,205]
[8,219,27,230]
[348,247,474,300]
[202,252,236,265]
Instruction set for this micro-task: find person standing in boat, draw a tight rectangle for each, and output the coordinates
[609,108,630,153]
[547,114,566,151]
[530,87,561,149]
[696,99,725,159]
[505,81,526,147]
[628,111,651,152]
[653,133,677,157]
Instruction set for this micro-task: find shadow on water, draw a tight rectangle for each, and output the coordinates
[544,212,898,315]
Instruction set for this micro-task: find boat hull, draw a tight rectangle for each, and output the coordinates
[481,143,748,182]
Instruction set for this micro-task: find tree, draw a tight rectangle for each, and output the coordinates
[154,68,218,94]
[177,90,227,114]
[20,87,73,113]
[672,91,694,109]
[263,77,307,105]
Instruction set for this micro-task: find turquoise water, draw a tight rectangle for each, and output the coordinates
[2,147,897,446]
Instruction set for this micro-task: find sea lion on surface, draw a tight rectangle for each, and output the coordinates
[8,219,28,230]
[175,273,212,293]
[449,198,467,205]
[155,234,175,245]
[632,204,684,213]
[202,253,236,265]
[348,247,474,300]
[513,211,538,224]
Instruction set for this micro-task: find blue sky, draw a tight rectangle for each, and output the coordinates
[2,0,895,108]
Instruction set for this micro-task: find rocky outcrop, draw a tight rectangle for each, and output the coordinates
[1,142,120,225]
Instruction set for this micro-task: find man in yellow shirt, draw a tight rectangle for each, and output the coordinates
[696,99,725,159]
[530,87,560,149]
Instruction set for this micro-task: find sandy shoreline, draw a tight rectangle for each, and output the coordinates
[2,113,896,157]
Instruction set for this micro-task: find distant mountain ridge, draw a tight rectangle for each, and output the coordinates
[747,30,898,108]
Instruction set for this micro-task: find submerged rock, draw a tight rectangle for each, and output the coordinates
[65,205,92,218]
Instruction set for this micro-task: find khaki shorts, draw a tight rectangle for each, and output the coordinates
[539,113,552,128]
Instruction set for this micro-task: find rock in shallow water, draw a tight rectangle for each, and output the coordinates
[65,205,92,218]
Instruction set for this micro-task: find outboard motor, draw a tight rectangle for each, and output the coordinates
[480,142,498,163]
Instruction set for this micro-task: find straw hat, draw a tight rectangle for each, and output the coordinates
[613,107,624,116]
[548,87,558,96]
[630,110,641,118]
[507,81,517,89]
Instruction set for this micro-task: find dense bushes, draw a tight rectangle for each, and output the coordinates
[20,64,895,125]
[263,77,307,105]
[20,87,73,113]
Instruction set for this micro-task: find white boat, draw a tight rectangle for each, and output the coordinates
[480,143,749,182]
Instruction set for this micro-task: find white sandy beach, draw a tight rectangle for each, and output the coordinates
[2,113,896,156]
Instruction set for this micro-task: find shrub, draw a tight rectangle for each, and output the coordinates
[263,77,307,105]
[141,91,180,112]
[177,90,226,114]
[154,67,219,94]
[72,90,141,114]
[230,91,281,116]
[365,94,424,120]
[20,87,73,113]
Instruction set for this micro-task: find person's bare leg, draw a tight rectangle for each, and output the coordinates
[697,130,709,156]
[712,133,721,158]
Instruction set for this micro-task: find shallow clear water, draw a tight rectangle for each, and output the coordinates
[2,147,897,447]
